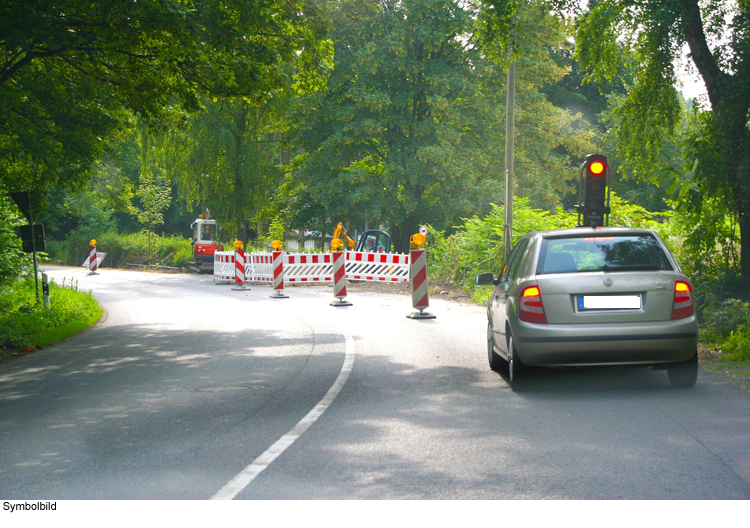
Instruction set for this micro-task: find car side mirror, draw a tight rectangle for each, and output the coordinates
[475,272,497,286]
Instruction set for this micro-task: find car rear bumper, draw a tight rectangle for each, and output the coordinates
[513,317,698,366]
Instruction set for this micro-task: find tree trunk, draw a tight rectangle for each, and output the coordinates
[681,0,750,278]
[391,216,421,254]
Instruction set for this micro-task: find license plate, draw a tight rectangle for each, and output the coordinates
[577,295,641,311]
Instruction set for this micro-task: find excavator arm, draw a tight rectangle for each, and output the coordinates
[331,222,357,250]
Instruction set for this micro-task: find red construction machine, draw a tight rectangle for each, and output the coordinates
[187,210,223,273]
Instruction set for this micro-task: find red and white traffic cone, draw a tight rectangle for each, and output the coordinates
[88,239,99,275]
[270,243,288,298]
[330,242,352,307]
[232,245,249,291]
[407,233,435,319]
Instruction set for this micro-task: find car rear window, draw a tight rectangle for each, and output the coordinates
[536,234,673,275]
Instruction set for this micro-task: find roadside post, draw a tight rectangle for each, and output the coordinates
[42,271,50,311]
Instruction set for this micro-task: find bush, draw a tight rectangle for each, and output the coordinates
[51,230,193,268]
[699,298,750,344]
[719,326,750,362]
[0,194,31,287]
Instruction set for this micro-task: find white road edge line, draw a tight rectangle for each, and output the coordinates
[210,332,356,500]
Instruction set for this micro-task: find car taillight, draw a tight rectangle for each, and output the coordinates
[519,286,547,324]
[671,281,694,320]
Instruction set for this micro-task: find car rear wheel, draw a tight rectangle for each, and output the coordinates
[508,335,525,389]
[487,322,506,372]
[667,352,698,388]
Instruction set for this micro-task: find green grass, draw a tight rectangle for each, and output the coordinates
[0,277,104,362]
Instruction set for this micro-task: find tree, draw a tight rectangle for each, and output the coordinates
[0,0,333,193]
[571,0,750,278]
[286,0,593,251]
[160,98,288,243]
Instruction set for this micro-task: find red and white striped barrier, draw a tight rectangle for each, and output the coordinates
[345,251,410,282]
[214,252,236,282]
[232,250,250,290]
[89,245,97,273]
[285,253,333,283]
[330,250,351,306]
[407,248,435,319]
[247,253,273,282]
[270,250,289,298]
[82,247,106,273]
[214,250,411,285]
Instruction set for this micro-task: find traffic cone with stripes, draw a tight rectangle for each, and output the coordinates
[407,232,435,319]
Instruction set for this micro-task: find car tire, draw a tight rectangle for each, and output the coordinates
[667,352,698,388]
[508,335,525,389]
[487,322,506,372]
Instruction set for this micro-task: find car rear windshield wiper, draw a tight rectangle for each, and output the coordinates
[601,264,662,272]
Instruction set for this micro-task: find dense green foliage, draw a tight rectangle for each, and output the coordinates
[0,277,103,357]
[0,192,29,287]
[572,0,750,279]
[284,0,593,251]
[48,231,193,269]
[1,0,332,192]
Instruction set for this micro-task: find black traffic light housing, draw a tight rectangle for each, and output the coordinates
[577,153,610,227]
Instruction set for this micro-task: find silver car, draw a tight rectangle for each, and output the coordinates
[476,227,698,389]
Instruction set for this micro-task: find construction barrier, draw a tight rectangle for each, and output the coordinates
[407,247,435,319]
[232,249,250,290]
[345,251,410,282]
[330,249,351,307]
[214,252,236,282]
[82,240,106,273]
[235,250,246,284]
[285,253,333,283]
[213,250,410,284]
[270,250,289,299]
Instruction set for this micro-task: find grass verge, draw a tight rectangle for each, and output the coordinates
[0,277,104,364]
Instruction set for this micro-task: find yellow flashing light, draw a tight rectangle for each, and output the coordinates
[90,239,97,246]
[410,233,426,249]
[331,238,344,251]
[523,286,541,297]
[272,240,283,251]
[234,240,244,250]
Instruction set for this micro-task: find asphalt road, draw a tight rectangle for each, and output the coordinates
[1,266,749,499]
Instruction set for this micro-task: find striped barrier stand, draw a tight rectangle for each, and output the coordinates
[89,244,98,274]
[330,250,351,307]
[232,250,249,290]
[82,240,106,274]
[407,248,435,319]
[269,250,289,299]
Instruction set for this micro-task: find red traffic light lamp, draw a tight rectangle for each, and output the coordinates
[577,153,610,228]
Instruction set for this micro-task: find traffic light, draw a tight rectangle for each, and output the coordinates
[578,153,610,227]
